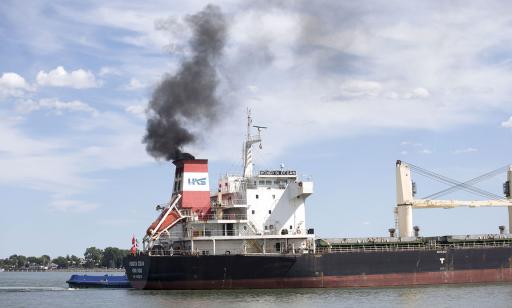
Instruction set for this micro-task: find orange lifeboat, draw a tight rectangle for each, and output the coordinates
[146,194,184,239]
[146,207,183,237]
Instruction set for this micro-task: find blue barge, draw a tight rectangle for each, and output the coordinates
[66,274,131,288]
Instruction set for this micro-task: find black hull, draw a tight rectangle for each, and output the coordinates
[125,247,512,289]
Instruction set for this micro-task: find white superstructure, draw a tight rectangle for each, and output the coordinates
[144,111,315,255]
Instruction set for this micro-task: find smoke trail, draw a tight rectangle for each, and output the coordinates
[143,4,227,161]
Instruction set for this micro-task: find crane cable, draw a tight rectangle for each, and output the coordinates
[424,165,509,199]
[403,162,507,201]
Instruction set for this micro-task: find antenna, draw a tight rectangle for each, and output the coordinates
[253,125,267,149]
[242,110,267,177]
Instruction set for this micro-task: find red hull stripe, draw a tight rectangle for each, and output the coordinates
[131,268,512,290]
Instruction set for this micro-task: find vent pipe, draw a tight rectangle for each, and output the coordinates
[413,226,420,237]
[388,228,396,238]
[499,225,506,235]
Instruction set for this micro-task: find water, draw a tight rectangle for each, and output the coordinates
[1,271,512,308]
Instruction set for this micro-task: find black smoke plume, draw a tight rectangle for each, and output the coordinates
[143,4,227,161]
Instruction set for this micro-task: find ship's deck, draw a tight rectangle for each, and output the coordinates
[316,234,512,253]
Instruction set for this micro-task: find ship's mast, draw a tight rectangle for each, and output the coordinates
[242,109,265,178]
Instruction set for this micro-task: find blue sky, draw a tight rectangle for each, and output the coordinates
[2,0,512,258]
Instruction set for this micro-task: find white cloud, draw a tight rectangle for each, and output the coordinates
[400,141,423,147]
[122,78,146,90]
[0,112,150,199]
[36,66,101,89]
[339,80,382,97]
[125,104,146,117]
[16,98,98,115]
[404,87,430,99]
[0,72,30,98]
[452,147,478,154]
[418,149,432,155]
[502,116,512,128]
[49,199,98,212]
[99,66,122,76]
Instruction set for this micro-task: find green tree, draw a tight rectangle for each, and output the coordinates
[9,255,27,269]
[41,255,51,266]
[70,255,81,267]
[101,247,130,268]
[52,256,68,269]
[27,256,41,265]
[84,247,103,268]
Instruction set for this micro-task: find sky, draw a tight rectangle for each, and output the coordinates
[2,0,512,258]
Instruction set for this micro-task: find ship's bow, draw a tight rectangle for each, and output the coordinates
[125,255,151,289]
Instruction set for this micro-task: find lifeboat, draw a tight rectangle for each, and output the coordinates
[146,194,184,239]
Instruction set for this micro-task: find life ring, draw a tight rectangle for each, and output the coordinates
[297,230,301,234]
[225,250,231,255]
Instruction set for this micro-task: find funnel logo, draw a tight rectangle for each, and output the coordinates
[188,178,207,185]
[183,172,209,191]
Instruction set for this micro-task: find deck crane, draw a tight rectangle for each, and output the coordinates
[396,160,512,237]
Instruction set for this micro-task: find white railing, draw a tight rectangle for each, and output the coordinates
[180,211,248,222]
[211,199,248,207]
[193,213,248,221]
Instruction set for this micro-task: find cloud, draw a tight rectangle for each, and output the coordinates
[0,72,30,98]
[339,80,382,98]
[452,147,478,154]
[399,141,432,156]
[502,116,512,128]
[404,87,430,99]
[400,141,423,147]
[36,66,101,89]
[0,111,150,205]
[5,1,512,166]
[125,104,146,117]
[122,78,146,90]
[98,66,122,77]
[49,198,98,212]
[16,98,98,115]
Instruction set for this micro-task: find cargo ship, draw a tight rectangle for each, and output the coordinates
[125,112,512,289]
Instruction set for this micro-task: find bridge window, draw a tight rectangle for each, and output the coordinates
[268,210,271,214]
[256,194,259,199]
[289,225,292,229]
[252,210,255,214]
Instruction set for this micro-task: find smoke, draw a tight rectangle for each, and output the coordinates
[143,4,227,161]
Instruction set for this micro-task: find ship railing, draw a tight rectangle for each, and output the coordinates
[147,248,247,256]
[149,228,259,238]
[191,230,242,237]
[316,241,512,254]
[188,213,248,221]
[179,209,193,217]
[211,199,248,207]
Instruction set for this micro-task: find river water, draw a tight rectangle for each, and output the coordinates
[1,271,511,307]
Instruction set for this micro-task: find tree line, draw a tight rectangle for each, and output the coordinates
[0,247,130,270]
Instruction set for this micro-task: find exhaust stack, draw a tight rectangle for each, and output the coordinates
[172,158,211,212]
